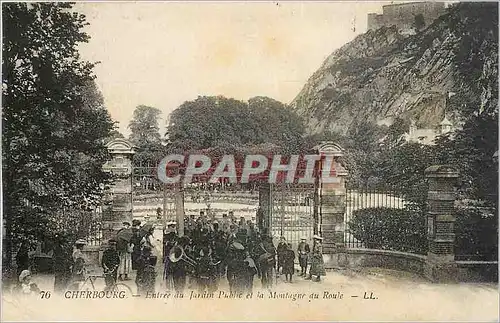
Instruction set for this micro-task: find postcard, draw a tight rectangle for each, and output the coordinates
[2,1,498,322]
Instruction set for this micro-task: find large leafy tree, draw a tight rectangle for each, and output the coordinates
[2,3,115,267]
[128,105,164,165]
[166,96,307,154]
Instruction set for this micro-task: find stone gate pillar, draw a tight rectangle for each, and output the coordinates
[424,165,459,282]
[258,182,272,234]
[102,139,135,242]
[315,142,348,268]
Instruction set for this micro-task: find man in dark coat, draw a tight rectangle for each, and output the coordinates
[136,246,156,295]
[211,222,227,279]
[171,236,190,293]
[53,235,72,293]
[258,234,276,289]
[243,251,258,293]
[226,242,247,293]
[195,246,218,293]
[163,221,178,290]
[297,237,310,277]
[276,236,287,275]
[131,220,142,270]
[282,243,295,283]
[102,239,120,291]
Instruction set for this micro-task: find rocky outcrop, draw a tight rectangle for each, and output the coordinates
[291,3,498,135]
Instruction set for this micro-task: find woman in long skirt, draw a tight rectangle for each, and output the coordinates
[308,235,326,282]
[118,242,133,280]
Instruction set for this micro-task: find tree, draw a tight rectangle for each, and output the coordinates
[2,2,115,267]
[108,129,125,140]
[166,96,307,154]
[128,105,164,165]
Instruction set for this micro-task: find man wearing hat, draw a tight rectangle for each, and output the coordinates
[276,236,287,275]
[131,220,142,270]
[102,239,120,291]
[297,237,310,277]
[163,220,178,290]
[117,222,133,281]
[226,241,246,293]
[307,235,326,282]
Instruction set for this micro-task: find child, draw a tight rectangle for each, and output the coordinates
[282,243,295,283]
[308,235,326,282]
[243,251,258,293]
[18,270,40,296]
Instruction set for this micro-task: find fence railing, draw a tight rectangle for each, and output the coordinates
[52,206,103,246]
[345,188,406,249]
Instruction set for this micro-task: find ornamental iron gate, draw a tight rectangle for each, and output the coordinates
[131,163,318,248]
[270,183,317,250]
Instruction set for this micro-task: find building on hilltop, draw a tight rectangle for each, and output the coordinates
[403,115,455,145]
[368,2,446,35]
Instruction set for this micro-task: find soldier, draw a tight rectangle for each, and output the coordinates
[297,237,310,277]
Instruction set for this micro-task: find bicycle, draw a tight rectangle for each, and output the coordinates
[66,268,135,295]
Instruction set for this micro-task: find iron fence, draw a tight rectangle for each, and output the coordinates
[52,206,103,246]
[345,188,406,248]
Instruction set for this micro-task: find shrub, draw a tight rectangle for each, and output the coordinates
[455,206,498,260]
[348,207,427,254]
[348,205,499,260]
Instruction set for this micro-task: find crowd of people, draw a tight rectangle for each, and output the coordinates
[157,210,326,296]
[11,210,326,297]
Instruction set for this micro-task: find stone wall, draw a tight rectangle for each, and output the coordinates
[456,261,498,283]
[323,248,498,282]
[367,2,446,32]
[324,248,426,275]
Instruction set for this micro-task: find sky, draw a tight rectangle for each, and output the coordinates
[75,1,388,136]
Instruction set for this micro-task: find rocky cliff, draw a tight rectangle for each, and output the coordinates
[291,3,498,134]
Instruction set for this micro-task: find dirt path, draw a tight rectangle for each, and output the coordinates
[3,267,498,321]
